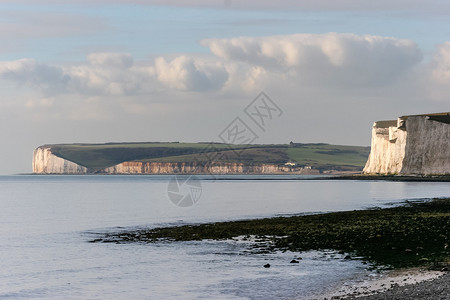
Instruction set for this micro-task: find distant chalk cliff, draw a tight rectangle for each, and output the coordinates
[33,147,88,174]
[102,161,305,174]
[363,113,450,175]
[32,147,315,175]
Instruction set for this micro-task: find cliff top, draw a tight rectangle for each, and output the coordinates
[374,112,450,129]
[402,112,450,124]
[404,112,450,117]
[374,120,397,128]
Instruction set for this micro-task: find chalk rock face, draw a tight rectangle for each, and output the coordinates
[32,147,88,174]
[363,114,450,175]
[363,119,407,174]
[401,116,450,175]
[102,161,307,174]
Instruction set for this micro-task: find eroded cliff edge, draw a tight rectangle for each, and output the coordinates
[33,147,88,174]
[103,161,311,174]
[363,113,450,175]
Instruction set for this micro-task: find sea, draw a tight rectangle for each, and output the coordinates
[0,175,449,299]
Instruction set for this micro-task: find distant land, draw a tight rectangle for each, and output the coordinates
[32,112,450,176]
[32,142,370,175]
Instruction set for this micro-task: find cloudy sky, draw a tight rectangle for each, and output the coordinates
[1,0,449,174]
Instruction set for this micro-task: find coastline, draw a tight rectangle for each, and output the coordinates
[327,174,450,182]
[94,197,450,268]
[321,267,446,299]
[93,197,450,299]
[340,270,449,300]
[23,172,450,182]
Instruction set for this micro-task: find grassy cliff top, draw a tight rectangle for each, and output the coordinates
[41,142,370,171]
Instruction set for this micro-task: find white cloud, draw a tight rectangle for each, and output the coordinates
[155,56,228,91]
[25,97,54,108]
[87,53,134,69]
[431,42,450,84]
[0,33,448,108]
[69,53,153,96]
[0,53,156,96]
[420,41,450,101]
[202,33,423,86]
[0,58,68,93]
[0,53,230,96]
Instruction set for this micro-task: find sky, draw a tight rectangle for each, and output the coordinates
[0,0,450,174]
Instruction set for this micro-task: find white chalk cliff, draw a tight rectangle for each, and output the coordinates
[103,161,310,174]
[32,147,88,174]
[363,113,450,175]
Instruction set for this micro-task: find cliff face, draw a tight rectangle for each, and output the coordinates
[363,119,407,174]
[32,147,315,175]
[103,161,311,174]
[401,116,450,175]
[363,114,450,175]
[33,147,88,174]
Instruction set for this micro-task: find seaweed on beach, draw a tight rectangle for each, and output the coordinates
[93,198,450,268]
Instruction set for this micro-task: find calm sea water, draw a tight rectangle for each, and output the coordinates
[0,175,449,299]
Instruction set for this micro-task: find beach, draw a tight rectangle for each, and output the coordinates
[320,268,447,299]
[341,271,450,299]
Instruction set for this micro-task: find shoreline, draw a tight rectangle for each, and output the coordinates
[92,198,450,299]
[340,270,449,300]
[327,174,450,182]
[94,198,450,269]
[319,267,446,299]
[16,173,450,182]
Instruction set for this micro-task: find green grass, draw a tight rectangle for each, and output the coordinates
[49,142,238,169]
[44,142,370,171]
[286,144,370,168]
[145,147,289,164]
[94,198,450,269]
